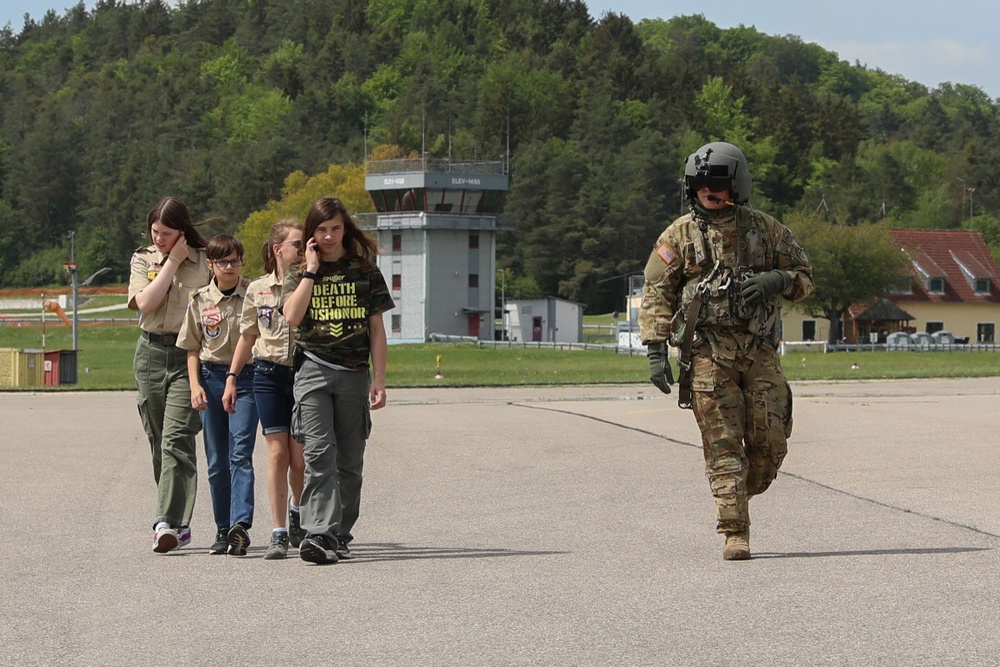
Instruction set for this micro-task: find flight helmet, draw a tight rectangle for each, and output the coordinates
[683,142,752,206]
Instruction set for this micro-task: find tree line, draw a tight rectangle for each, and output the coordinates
[2,0,1000,315]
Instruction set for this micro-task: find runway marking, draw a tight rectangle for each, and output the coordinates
[512,402,1000,541]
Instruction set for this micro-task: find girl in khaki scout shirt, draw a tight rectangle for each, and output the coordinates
[127,196,213,554]
[222,220,306,560]
[177,235,259,557]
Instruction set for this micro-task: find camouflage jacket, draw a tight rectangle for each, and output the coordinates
[638,206,813,350]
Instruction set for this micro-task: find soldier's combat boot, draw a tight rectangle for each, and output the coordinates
[723,529,750,561]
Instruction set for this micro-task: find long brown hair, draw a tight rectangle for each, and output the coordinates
[262,218,303,274]
[145,196,217,249]
[302,197,379,268]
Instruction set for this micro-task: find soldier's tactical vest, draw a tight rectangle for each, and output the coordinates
[672,209,782,345]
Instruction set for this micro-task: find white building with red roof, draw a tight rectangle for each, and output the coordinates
[885,229,999,344]
[782,228,999,345]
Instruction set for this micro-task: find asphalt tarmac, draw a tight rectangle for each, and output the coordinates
[2,378,998,665]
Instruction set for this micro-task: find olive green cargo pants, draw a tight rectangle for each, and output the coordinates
[134,335,202,529]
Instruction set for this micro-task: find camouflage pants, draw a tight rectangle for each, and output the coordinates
[690,341,793,534]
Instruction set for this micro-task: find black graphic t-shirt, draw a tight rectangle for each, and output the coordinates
[283,257,395,370]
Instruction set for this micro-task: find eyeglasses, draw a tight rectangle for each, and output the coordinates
[280,240,303,249]
[210,259,244,268]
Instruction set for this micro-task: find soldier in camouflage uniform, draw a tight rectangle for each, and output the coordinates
[282,197,395,565]
[639,142,814,560]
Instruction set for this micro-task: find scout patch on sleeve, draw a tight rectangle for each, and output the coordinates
[657,244,677,265]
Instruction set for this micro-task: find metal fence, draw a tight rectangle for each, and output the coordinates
[476,339,643,355]
[828,343,1000,352]
[365,159,507,175]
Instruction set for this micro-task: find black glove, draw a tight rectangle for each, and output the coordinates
[647,343,673,395]
[740,270,791,308]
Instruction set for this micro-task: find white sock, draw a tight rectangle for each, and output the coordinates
[154,521,170,531]
[273,528,288,535]
[289,500,299,513]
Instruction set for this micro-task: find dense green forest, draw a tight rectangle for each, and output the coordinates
[3,0,1000,312]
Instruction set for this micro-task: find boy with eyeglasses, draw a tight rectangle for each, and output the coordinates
[178,234,260,556]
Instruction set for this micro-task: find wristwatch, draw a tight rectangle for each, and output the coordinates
[225,371,239,379]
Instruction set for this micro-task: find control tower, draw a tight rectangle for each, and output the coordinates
[364,158,511,341]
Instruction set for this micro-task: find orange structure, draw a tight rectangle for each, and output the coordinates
[42,299,72,327]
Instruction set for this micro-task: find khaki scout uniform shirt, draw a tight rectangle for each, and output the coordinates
[128,245,212,334]
[176,279,248,364]
[239,271,295,367]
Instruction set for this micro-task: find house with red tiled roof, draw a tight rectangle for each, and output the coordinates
[780,228,999,345]
[884,229,999,343]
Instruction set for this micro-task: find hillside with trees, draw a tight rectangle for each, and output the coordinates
[2,0,1000,313]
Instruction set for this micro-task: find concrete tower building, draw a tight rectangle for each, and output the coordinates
[364,158,510,342]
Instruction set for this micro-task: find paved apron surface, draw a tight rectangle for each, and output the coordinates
[2,378,997,665]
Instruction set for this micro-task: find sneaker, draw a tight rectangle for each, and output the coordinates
[152,523,178,554]
[264,532,290,560]
[299,535,339,564]
[227,523,251,556]
[288,507,306,548]
[335,537,355,560]
[177,526,192,549]
[209,528,228,555]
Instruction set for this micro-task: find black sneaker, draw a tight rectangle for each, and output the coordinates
[209,528,228,555]
[336,537,355,560]
[227,523,251,557]
[299,535,339,564]
[264,532,290,560]
[288,507,306,548]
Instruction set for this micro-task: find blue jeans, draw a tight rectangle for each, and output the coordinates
[200,363,259,530]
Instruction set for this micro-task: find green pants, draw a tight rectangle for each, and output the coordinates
[134,335,202,528]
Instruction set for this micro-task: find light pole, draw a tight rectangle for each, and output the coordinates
[66,233,112,350]
[70,266,112,350]
[500,268,506,341]
[957,178,967,221]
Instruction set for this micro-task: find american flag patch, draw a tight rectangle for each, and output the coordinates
[657,245,677,264]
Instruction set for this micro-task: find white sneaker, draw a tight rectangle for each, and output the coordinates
[177,526,192,548]
[152,522,179,553]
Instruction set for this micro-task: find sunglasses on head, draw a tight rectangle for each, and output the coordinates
[281,239,303,249]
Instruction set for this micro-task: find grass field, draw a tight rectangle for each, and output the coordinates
[2,321,1000,391]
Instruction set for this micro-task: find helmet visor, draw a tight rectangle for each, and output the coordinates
[688,176,731,193]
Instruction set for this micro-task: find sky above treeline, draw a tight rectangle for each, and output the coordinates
[4,0,999,99]
[587,0,1000,99]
